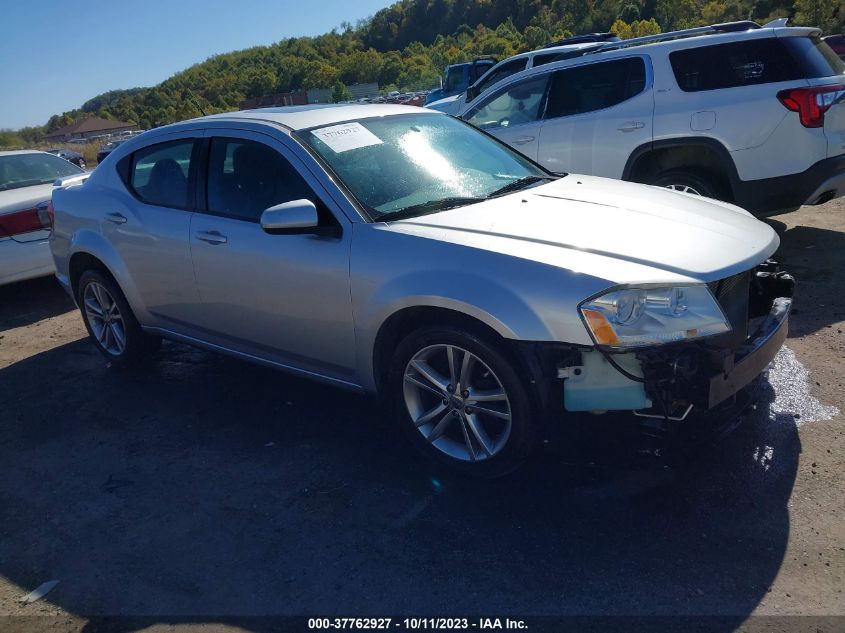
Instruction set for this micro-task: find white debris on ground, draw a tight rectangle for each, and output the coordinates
[765,346,839,425]
[19,580,59,604]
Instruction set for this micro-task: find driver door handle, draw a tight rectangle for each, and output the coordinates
[105,212,127,224]
[513,136,536,145]
[617,121,645,132]
[195,230,227,245]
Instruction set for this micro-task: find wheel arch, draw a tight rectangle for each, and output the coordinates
[66,230,145,319]
[623,137,741,200]
[371,305,519,395]
[69,251,117,297]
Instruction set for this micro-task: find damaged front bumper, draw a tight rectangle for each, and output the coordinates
[558,261,794,421]
[706,296,789,409]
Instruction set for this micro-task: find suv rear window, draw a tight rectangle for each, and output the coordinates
[671,37,844,92]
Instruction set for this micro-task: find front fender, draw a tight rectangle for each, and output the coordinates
[353,270,556,392]
[350,222,607,391]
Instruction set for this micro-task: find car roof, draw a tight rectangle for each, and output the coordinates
[0,150,47,157]
[517,41,604,60]
[473,42,600,77]
[195,103,435,132]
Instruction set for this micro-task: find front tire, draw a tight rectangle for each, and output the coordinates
[387,326,537,477]
[77,269,159,365]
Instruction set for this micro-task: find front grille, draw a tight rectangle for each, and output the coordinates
[707,271,750,347]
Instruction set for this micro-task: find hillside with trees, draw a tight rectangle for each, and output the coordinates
[1,0,841,146]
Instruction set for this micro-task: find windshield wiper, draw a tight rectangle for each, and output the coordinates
[487,175,558,198]
[380,196,486,221]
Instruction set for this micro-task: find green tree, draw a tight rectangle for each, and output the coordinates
[0,130,24,148]
[632,18,662,36]
[793,0,839,32]
[331,81,353,102]
[523,25,550,49]
[700,1,728,23]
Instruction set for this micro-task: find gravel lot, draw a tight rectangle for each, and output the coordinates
[0,201,843,631]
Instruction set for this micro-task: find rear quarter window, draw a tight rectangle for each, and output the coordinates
[670,39,805,91]
[783,35,845,77]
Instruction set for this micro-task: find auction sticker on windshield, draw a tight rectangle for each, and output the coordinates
[311,122,383,153]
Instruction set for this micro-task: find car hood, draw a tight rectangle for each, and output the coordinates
[426,94,462,109]
[386,175,779,284]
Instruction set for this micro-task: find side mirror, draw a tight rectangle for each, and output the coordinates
[260,199,319,234]
[466,86,478,102]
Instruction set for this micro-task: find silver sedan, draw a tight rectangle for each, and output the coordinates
[50,105,792,476]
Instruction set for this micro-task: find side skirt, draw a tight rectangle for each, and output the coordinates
[143,326,367,394]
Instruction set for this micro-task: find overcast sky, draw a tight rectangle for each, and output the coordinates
[0,0,394,129]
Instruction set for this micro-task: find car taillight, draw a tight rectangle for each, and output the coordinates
[0,206,52,238]
[777,84,845,128]
[42,201,55,230]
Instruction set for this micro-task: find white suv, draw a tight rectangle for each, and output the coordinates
[458,20,845,215]
[426,41,608,115]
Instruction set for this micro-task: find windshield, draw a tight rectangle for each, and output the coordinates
[103,141,123,151]
[297,113,552,220]
[0,153,83,191]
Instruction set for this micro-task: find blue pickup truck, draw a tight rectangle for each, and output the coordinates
[424,57,497,105]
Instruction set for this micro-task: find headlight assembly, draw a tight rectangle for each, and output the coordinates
[579,285,730,348]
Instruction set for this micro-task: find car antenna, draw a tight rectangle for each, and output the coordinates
[182,90,207,116]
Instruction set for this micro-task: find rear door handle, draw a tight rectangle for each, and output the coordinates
[195,230,227,245]
[105,212,127,224]
[617,121,645,132]
[512,136,536,145]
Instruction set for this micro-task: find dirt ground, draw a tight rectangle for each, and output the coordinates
[0,200,843,632]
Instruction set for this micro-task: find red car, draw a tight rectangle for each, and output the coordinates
[400,94,426,107]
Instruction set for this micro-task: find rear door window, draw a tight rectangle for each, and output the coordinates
[544,57,647,119]
[130,140,195,209]
[670,39,807,91]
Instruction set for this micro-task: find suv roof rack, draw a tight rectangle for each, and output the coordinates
[543,32,620,48]
[583,20,763,55]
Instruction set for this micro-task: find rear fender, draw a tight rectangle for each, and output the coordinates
[68,229,148,321]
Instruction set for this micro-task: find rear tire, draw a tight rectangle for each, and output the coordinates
[77,269,160,366]
[648,169,727,201]
[387,325,537,477]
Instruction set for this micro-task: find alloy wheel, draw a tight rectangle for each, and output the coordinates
[83,282,126,356]
[664,184,702,195]
[403,344,512,461]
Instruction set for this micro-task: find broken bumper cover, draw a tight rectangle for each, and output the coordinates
[707,296,790,409]
[631,264,794,418]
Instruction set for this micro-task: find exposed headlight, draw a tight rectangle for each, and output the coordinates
[579,285,730,348]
